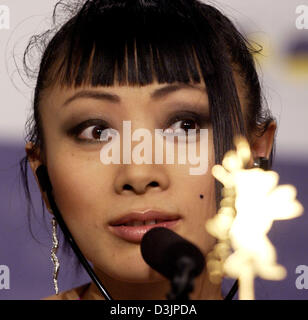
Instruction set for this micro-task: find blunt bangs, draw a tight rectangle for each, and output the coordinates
[44,1,214,88]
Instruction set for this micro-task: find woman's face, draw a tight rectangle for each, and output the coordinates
[29,80,226,282]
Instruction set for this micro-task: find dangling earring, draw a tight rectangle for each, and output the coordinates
[51,217,60,295]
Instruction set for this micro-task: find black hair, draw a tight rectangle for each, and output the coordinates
[19,0,275,264]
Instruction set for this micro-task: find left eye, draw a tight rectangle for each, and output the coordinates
[163,118,200,135]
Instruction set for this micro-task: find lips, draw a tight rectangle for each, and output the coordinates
[109,210,181,226]
[108,210,182,243]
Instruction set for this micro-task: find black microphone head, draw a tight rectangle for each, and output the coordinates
[140,227,205,280]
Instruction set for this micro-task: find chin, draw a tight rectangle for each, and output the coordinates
[100,259,166,284]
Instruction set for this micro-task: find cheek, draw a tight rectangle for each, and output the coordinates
[176,137,216,254]
[46,149,112,224]
[182,174,216,223]
[170,164,217,254]
[171,132,215,210]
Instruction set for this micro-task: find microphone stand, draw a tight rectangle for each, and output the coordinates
[166,256,239,300]
[166,256,195,300]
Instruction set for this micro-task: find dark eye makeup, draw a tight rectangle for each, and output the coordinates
[66,110,210,144]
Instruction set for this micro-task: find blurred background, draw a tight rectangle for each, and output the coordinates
[0,0,307,299]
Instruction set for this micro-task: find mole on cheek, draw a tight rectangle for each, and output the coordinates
[200,194,204,199]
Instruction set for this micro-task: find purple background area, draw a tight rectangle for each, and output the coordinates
[0,143,307,300]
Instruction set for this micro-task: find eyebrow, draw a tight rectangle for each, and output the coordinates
[62,83,206,107]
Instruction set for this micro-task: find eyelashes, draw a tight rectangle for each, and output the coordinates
[67,119,110,143]
[165,111,209,134]
[67,111,210,144]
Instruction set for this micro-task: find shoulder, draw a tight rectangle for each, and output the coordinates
[41,282,90,300]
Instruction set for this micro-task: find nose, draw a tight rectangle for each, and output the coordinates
[114,164,170,195]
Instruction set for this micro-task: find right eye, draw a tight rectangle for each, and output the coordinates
[68,119,117,143]
[79,125,115,141]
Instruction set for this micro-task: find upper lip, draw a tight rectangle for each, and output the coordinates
[109,209,181,226]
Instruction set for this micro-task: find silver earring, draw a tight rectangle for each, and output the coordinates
[51,217,60,295]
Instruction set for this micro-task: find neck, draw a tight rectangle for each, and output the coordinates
[82,268,223,300]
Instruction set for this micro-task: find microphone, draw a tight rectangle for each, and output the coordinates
[140,227,205,299]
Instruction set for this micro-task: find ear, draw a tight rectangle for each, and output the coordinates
[250,121,277,159]
[25,142,53,215]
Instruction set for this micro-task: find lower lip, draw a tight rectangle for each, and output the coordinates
[108,219,181,243]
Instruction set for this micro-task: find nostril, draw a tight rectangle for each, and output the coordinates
[148,181,159,187]
[121,181,159,193]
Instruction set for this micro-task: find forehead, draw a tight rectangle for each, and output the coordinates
[40,72,246,117]
[43,79,209,109]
